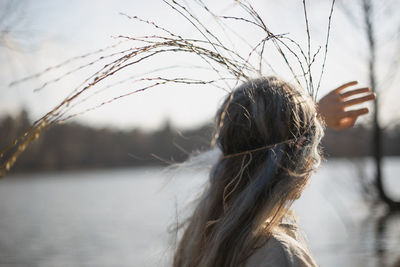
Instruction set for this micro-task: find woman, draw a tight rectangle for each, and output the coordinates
[172,77,375,267]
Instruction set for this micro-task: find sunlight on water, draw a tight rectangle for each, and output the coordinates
[0,158,399,267]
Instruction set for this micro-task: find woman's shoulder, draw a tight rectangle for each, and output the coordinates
[245,224,317,267]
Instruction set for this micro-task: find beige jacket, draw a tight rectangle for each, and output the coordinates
[245,224,317,267]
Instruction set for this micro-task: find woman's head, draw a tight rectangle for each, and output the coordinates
[173,76,324,267]
[215,76,323,178]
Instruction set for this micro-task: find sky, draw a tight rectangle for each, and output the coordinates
[1,0,399,131]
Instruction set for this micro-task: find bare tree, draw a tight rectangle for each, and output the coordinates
[364,0,400,210]
[340,0,400,210]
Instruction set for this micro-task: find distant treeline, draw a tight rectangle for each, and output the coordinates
[1,110,400,173]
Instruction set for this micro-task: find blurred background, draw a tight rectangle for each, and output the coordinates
[0,0,399,266]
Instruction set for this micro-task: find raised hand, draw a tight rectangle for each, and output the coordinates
[318,81,376,130]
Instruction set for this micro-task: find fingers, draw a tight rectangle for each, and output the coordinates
[342,93,376,107]
[340,87,371,98]
[333,81,358,93]
[341,108,369,118]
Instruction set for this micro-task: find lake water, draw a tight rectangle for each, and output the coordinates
[0,158,399,267]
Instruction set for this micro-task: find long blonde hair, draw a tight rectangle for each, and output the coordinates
[173,77,324,267]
